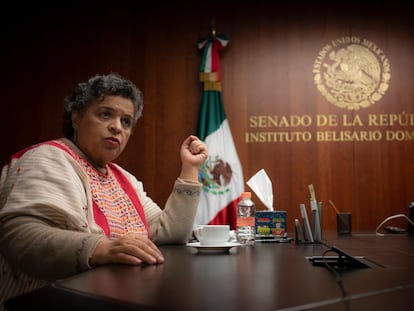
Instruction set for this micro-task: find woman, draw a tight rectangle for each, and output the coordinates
[0,73,208,308]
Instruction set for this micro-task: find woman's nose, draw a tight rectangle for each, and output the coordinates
[109,119,122,133]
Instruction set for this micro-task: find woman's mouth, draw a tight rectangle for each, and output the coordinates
[105,137,120,146]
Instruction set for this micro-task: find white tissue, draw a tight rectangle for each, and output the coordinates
[246,169,274,210]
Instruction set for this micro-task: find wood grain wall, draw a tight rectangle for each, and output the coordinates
[1,1,413,232]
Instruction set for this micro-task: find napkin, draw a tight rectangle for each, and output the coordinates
[246,169,274,210]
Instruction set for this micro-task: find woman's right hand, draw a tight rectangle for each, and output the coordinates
[89,233,165,267]
[179,135,208,181]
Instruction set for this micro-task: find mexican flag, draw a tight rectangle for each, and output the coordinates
[194,33,244,230]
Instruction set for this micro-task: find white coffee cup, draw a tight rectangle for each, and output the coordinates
[194,225,230,245]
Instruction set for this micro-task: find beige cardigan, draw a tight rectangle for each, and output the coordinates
[0,138,201,309]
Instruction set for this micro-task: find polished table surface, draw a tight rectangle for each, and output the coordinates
[5,232,414,311]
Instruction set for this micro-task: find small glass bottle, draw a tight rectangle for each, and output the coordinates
[236,191,256,245]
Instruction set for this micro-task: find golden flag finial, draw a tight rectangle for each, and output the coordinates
[210,18,216,38]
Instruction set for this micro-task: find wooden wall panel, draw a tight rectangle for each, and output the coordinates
[1,2,413,232]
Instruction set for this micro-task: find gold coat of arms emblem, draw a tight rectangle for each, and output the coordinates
[313,36,391,110]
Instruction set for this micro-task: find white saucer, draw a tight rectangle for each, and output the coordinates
[186,241,241,253]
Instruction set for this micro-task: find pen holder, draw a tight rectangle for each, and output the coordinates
[337,212,352,235]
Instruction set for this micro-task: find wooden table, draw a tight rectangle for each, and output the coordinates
[5,232,414,311]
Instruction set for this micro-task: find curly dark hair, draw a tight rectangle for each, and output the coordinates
[62,73,144,139]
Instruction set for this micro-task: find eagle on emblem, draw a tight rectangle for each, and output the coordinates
[211,159,232,186]
[200,156,233,191]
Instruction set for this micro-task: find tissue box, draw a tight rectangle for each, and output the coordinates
[255,210,287,237]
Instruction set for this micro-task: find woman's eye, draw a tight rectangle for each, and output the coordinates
[100,111,111,119]
[122,118,132,128]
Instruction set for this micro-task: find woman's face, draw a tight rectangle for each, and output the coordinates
[72,95,135,167]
